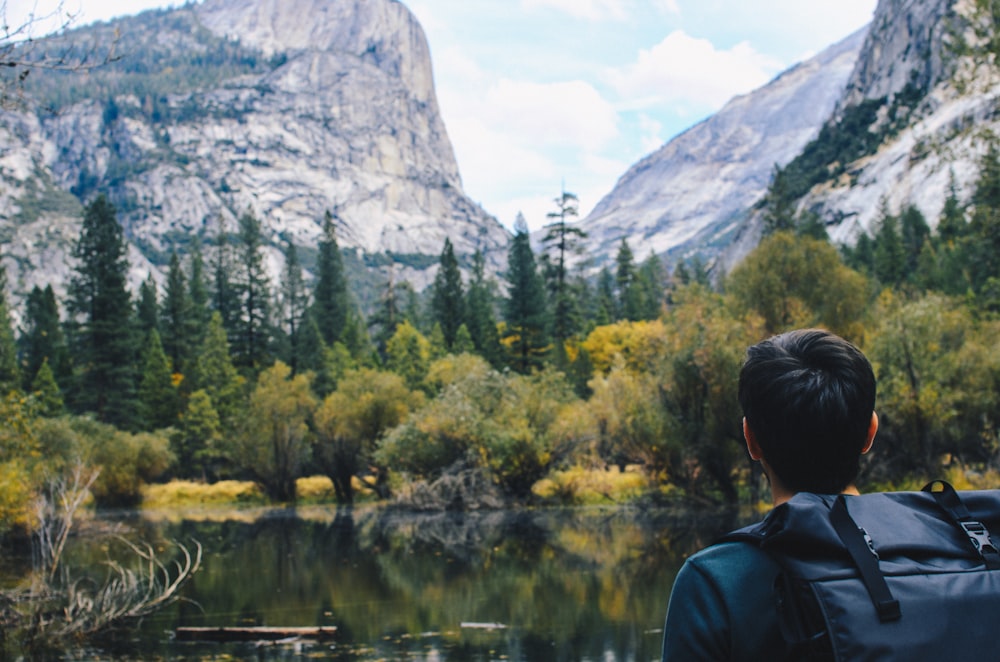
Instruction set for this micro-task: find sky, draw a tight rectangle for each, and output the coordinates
[9,0,878,230]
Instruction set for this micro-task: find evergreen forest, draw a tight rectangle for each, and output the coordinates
[4,142,1000,537]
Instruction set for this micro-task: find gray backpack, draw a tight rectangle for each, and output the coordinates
[723,481,1000,661]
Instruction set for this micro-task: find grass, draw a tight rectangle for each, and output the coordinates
[141,480,266,508]
[141,476,379,509]
[532,466,649,505]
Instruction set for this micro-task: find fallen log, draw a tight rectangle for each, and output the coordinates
[175,626,337,642]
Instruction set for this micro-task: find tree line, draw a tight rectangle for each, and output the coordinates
[3,145,1000,533]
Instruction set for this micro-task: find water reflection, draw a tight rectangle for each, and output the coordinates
[64,505,749,660]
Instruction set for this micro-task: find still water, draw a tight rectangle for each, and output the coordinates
[58,505,750,661]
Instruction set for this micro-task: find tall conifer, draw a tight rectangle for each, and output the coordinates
[465,250,502,366]
[0,263,20,394]
[68,194,137,429]
[233,209,272,372]
[503,214,549,373]
[312,210,350,346]
[19,285,69,391]
[161,251,193,376]
[430,237,464,349]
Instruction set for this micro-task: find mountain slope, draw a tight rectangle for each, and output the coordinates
[0,0,508,305]
[577,28,866,267]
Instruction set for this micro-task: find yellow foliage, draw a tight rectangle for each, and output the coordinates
[141,479,264,508]
[581,319,668,375]
[532,465,648,505]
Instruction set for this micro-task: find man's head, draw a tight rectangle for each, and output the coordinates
[738,329,877,495]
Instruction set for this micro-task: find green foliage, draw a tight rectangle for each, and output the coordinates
[385,321,431,390]
[0,264,20,395]
[172,389,221,480]
[726,232,869,341]
[542,190,586,341]
[160,252,194,377]
[232,210,272,372]
[430,238,465,349]
[31,359,65,418]
[229,361,316,502]
[311,211,352,346]
[865,293,997,481]
[70,417,174,508]
[464,250,503,367]
[19,285,70,392]
[67,195,138,429]
[190,312,246,429]
[137,329,179,431]
[314,368,422,503]
[378,366,575,498]
[504,216,550,373]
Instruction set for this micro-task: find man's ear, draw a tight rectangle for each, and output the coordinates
[744,418,763,461]
[861,412,878,455]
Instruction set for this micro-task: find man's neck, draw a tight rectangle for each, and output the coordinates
[772,483,861,507]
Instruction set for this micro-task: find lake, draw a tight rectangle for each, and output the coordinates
[32,504,753,660]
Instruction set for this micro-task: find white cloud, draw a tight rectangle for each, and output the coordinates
[604,30,785,111]
[481,79,619,151]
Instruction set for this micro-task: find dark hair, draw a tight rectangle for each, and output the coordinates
[738,329,876,494]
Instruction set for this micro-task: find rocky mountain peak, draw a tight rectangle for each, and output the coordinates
[0,0,508,310]
[197,0,437,106]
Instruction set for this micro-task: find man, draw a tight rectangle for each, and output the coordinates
[661,329,878,661]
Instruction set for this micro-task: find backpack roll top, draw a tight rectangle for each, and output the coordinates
[723,482,1000,662]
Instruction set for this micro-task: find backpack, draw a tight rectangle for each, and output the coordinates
[722,481,1000,661]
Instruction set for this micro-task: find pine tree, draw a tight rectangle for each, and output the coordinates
[191,312,245,430]
[503,214,550,373]
[594,266,615,326]
[430,237,465,349]
[188,237,211,345]
[762,165,798,236]
[969,142,1000,290]
[68,194,138,429]
[138,328,179,430]
[136,273,159,339]
[453,324,475,354]
[0,263,20,394]
[280,241,309,374]
[19,285,69,391]
[312,210,351,346]
[233,209,272,372]
[161,251,193,377]
[465,250,502,366]
[31,357,64,417]
[636,253,667,320]
[542,189,586,342]
[175,388,221,480]
[615,239,642,321]
[873,204,906,286]
[212,214,240,345]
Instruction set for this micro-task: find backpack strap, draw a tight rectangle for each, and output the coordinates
[923,480,1000,570]
[829,495,901,623]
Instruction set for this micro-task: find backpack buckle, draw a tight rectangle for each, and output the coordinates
[960,520,999,557]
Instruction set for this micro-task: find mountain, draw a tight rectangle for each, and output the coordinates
[581,0,1000,277]
[0,0,509,308]
[576,28,867,268]
[774,0,986,252]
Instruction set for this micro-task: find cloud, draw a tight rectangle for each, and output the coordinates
[480,79,619,152]
[604,30,785,111]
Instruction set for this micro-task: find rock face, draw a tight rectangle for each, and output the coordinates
[783,0,996,251]
[578,29,866,267]
[0,0,509,306]
[581,0,1000,275]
